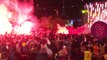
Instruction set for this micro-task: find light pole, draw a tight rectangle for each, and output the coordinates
[62,0,65,18]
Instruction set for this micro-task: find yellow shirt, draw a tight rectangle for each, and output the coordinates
[84,51,92,60]
[104,54,107,60]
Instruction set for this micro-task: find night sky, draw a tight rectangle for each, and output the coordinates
[33,0,106,19]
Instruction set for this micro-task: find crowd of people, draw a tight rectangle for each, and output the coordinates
[0,32,107,60]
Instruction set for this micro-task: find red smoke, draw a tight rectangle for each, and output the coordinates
[0,0,34,35]
[57,24,69,34]
[57,24,90,34]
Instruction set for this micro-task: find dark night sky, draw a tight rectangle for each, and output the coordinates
[33,0,106,19]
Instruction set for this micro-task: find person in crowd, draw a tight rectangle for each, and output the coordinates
[8,42,17,60]
[0,42,8,60]
[84,47,92,60]
[28,42,37,60]
[20,41,28,60]
[36,39,53,60]
[93,43,100,60]
[103,43,107,60]
[58,45,68,60]
[99,44,105,57]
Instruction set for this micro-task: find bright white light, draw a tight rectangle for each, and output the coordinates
[85,2,107,28]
